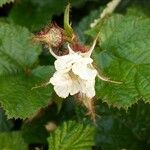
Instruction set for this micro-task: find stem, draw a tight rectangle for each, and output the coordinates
[64,3,74,38]
[90,0,121,28]
[97,74,122,84]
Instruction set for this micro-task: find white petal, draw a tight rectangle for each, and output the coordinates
[80,79,96,98]
[85,79,96,98]
[72,58,97,80]
[50,72,71,98]
[54,53,81,72]
[50,71,80,98]
[78,79,87,93]
[70,79,80,95]
[54,85,70,98]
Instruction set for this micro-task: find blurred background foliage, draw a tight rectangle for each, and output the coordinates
[0,0,150,150]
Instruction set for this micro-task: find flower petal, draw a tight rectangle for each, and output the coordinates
[50,72,71,98]
[85,79,96,98]
[54,53,81,72]
[72,58,97,80]
[80,79,96,98]
[70,79,80,95]
[50,71,80,98]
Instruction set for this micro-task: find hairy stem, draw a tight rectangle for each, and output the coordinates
[90,0,121,28]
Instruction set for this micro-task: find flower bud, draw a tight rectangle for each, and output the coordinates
[33,23,64,48]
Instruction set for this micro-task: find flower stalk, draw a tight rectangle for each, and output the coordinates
[90,0,121,28]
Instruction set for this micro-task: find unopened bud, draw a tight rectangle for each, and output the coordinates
[33,24,64,48]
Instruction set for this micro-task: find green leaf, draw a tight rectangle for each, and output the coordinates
[0,132,28,150]
[0,73,52,119]
[0,0,14,7]
[126,7,148,17]
[87,14,150,108]
[0,23,53,119]
[95,101,150,149]
[0,23,41,74]
[32,65,55,79]
[47,121,95,150]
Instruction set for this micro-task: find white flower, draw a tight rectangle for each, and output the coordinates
[48,36,120,99]
[48,37,98,98]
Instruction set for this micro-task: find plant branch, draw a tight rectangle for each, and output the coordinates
[90,0,121,28]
